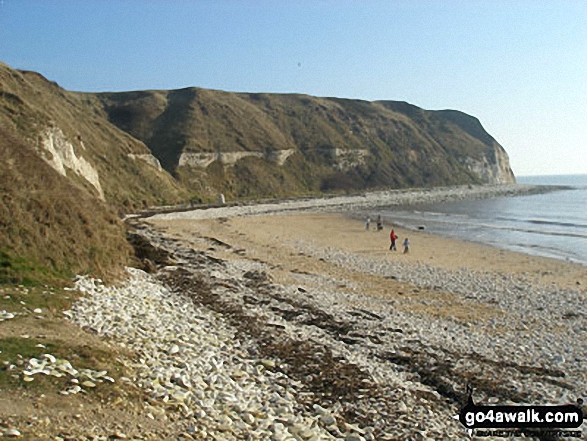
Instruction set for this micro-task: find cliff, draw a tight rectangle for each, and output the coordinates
[92,90,515,199]
[0,62,188,282]
[0,61,515,281]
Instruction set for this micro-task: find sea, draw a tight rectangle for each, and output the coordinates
[375,174,587,266]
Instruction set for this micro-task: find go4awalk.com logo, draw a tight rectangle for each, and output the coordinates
[453,388,585,438]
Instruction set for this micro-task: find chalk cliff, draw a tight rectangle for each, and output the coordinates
[93,90,515,198]
[0,61,516,281]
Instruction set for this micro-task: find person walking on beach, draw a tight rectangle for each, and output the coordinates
[389,229,398,251]
[403,237,410,254]
[376,215,383,231]
[365,217,371,230]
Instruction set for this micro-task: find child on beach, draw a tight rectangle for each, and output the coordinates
[365,217,371,230]
[389,229,397,251]
[403,237,410,254]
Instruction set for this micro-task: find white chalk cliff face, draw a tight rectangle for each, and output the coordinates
[39,127,105,199]
[127,153,163,171]
[464,144,516,184]
[177,148,370,171]
[178,149,297,168]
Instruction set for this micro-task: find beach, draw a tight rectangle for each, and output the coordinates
[113,189,587,440]
[164,211,586,290]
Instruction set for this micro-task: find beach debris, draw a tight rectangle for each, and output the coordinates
[55,220,586,440]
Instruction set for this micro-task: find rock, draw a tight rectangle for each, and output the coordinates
[320,414,336,426]
[261,359,275,368]
[2,428,22,437]
[242,413,255,425]
[142,259,157,274]
[396,401,408,413]
[64,226,585,441]
[0,311,15,322]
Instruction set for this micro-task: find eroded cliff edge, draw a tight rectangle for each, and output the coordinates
[0,60,515,281]
[93,89,515,199]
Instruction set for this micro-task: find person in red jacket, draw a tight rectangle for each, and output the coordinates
[389,229,398,251]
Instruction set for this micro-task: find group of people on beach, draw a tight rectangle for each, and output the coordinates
[365,216,409,253]
[365,215,384,231]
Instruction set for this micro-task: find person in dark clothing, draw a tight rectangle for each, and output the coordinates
[403,237,410,254]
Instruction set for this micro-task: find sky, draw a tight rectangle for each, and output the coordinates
[1,0,585,177]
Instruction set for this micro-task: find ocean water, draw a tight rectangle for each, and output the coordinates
[376,174,587,265]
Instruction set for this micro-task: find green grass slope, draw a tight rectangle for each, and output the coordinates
[0,62,191,283]
[0,61,516,281]
[0,128,130,284]
[0,63,189,210]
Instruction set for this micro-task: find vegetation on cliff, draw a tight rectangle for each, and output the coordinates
[95,89,515,199]
[0,61,514,282]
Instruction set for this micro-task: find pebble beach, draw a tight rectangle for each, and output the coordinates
[64,185,587,440]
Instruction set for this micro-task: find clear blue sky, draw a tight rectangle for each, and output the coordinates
[1,0,585,176]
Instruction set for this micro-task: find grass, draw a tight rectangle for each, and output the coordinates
[96,80,513,200]
[0,283,128,399]
[0,60,512,283]
[0,336,127,397]
[0,251,69,287]
[0,337,68,392]
[0,128,133,285]
[0,283,76,313]
[0,283,73,393]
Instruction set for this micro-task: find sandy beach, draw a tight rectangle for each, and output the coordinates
[150,211,587,295]
[137,203,586,439]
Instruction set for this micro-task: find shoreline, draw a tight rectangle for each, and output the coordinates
[145,183,557,221]
[148,182,584,269]
[37,190,584,439]
[138,209,586,439]
[346,208,587,269]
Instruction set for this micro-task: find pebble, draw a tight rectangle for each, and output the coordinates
[60,202,585,440]
[320,414,336,426]
[294,236,586,389]
[2,428,22,438]
[18,353,110,395]
[67,269,350,440]
[0,310,15,322]
[150,184,543,222]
